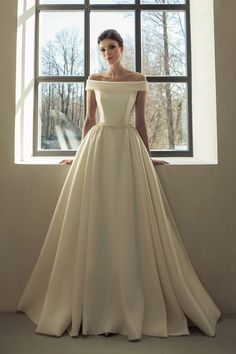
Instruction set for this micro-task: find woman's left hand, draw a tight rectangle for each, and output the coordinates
[151,158,169,165]
[59,159,73,165]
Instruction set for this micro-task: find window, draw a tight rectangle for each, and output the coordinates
[17,0,192,159]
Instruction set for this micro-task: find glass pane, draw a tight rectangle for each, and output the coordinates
[38,82,84,150]
[90,0,134,3]
[39,12,84,76]
[90,11,135,74]
[40,1,84,4]
[141,1,185,4]
[141,11,186,76]
[146,82,188,151]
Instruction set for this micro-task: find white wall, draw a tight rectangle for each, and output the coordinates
[0,0,235,313]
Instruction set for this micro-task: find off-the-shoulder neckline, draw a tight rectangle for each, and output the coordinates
[87,79,147,83]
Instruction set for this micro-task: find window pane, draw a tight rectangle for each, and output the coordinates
[39,12,84,76]
[90,0,134,3]
[38,82,84,150]
[90,11,135,74]
[141,0,185,4]
[141,11,186,76]
[146,82,188,151]
[40,1,84,4]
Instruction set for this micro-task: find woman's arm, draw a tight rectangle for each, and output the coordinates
[135,90,151,155]
[135,91,169,166]
[60,88,97,165]
[82,89,97,139]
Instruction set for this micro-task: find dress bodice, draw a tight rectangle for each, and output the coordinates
[85,80,148,126]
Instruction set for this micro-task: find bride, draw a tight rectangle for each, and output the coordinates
[17,29,221,341]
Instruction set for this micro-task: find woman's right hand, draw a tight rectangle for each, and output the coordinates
[151,158,169,165]
[59,159,73,165]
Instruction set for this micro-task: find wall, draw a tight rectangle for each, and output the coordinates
[0,0,235,313]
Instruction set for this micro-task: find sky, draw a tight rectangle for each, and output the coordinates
[39,9,134,73]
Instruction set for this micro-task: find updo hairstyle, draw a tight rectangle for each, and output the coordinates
[97,29,124,48]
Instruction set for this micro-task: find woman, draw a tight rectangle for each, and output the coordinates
[17,29,221,341]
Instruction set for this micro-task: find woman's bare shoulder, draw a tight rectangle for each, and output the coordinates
[127,72,146,81]
[88,73,104,81]
[89,72,146,82]
[121,70,146,81]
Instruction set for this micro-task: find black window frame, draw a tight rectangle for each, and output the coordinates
[34,0,192,157]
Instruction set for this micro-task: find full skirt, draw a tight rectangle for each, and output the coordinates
[17,123,221,340]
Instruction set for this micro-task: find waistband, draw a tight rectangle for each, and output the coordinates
[96,122,135,129]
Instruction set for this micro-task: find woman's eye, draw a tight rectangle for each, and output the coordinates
[100,48,105,52]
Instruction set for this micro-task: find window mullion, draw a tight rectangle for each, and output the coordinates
[33,0,40,156]
[186,0,193,157]
[135,1,141,72]
[84,0,90,79]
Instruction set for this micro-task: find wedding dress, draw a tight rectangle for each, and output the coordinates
[17,79,221,341]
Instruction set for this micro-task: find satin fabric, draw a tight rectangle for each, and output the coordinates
[17,80,221,340]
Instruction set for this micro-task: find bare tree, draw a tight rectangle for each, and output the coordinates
[162,9,175,149]
[142,0,186,150]
[40,28,84,149]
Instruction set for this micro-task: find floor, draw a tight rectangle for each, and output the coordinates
[0,313,235,354]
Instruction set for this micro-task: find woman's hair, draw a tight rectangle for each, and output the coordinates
[97,29,123,48]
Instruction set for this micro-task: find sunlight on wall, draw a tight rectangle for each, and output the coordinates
[190,0,218,164]
[15,0,35,162]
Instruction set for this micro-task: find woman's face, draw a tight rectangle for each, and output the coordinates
[99,39,123,65]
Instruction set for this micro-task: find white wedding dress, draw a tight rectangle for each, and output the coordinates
[17,80,221,341]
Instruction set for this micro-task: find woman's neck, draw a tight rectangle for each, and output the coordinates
[106,63,127,79]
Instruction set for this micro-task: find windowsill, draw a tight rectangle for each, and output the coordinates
[16,156,72,165]
[154,157,218,166]
[15,155,218,166]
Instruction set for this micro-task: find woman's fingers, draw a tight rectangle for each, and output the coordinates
[152,159,169,165]
[59,159,73,165]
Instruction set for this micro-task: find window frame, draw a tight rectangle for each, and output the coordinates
[34,0,192,157]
